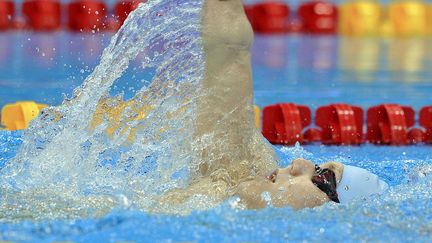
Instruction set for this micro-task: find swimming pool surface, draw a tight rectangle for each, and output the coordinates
[1,33,432,109]
[1,33,432,242]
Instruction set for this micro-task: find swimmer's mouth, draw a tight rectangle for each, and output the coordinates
[266,169,278,183]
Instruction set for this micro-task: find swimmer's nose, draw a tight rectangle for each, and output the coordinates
[290,158,315,176]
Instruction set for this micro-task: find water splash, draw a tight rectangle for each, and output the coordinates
[278,142,314,165]
[0,0,209,219]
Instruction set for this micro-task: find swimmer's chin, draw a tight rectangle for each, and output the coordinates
[234,179,329,211]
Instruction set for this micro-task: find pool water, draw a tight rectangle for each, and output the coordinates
[1,32,432,242]
[2,34,432,109]
[1,132,432,242]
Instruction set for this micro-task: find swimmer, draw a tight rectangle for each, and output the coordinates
[236,158,389,209]
[161,157,389,210]
[159,0,388,210]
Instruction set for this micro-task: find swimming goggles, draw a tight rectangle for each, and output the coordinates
[312,164,340,203]
[266,164,340,203]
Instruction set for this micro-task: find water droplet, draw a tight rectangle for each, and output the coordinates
[261,191,272,206]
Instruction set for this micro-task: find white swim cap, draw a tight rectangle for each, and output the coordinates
[336,165,389,204]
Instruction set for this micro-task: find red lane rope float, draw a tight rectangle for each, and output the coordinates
[366,104,415,145]
[22,0,61,31]
[250,2,291,34]
[68,0,108,32]
[0,0,14,30]
[314,103,363,145]
[407,127,425,144]
[298,0,338,34]
[244,5,256,31]
[420,106,432,144]
[303,127,322,143]
[262,103,311,145]
[115,0,145,28]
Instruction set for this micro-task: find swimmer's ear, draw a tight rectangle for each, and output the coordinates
[320,161,344,183]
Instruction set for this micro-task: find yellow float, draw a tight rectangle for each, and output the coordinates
[428,3,432,35]
[388,0,428,37]
[254,105,260,129]
[339,0,382,36]
[90,96,154,143]
[1,101,47,131]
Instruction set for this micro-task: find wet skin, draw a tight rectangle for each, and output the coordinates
[160,0,345,210]
[236,159,344,210]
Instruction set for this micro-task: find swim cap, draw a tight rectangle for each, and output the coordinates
[336,165,389,204]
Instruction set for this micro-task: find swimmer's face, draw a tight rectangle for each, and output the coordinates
[269,159,328,209]
[237,158,331,210]
[269,159,330,209]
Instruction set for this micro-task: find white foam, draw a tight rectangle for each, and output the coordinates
[0,0,207,219]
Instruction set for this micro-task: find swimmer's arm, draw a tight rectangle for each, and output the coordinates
[320,161,344,183]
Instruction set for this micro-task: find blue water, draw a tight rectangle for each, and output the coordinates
[1,131,432,242]
[1,32,432,242]
[2,33,432,109]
